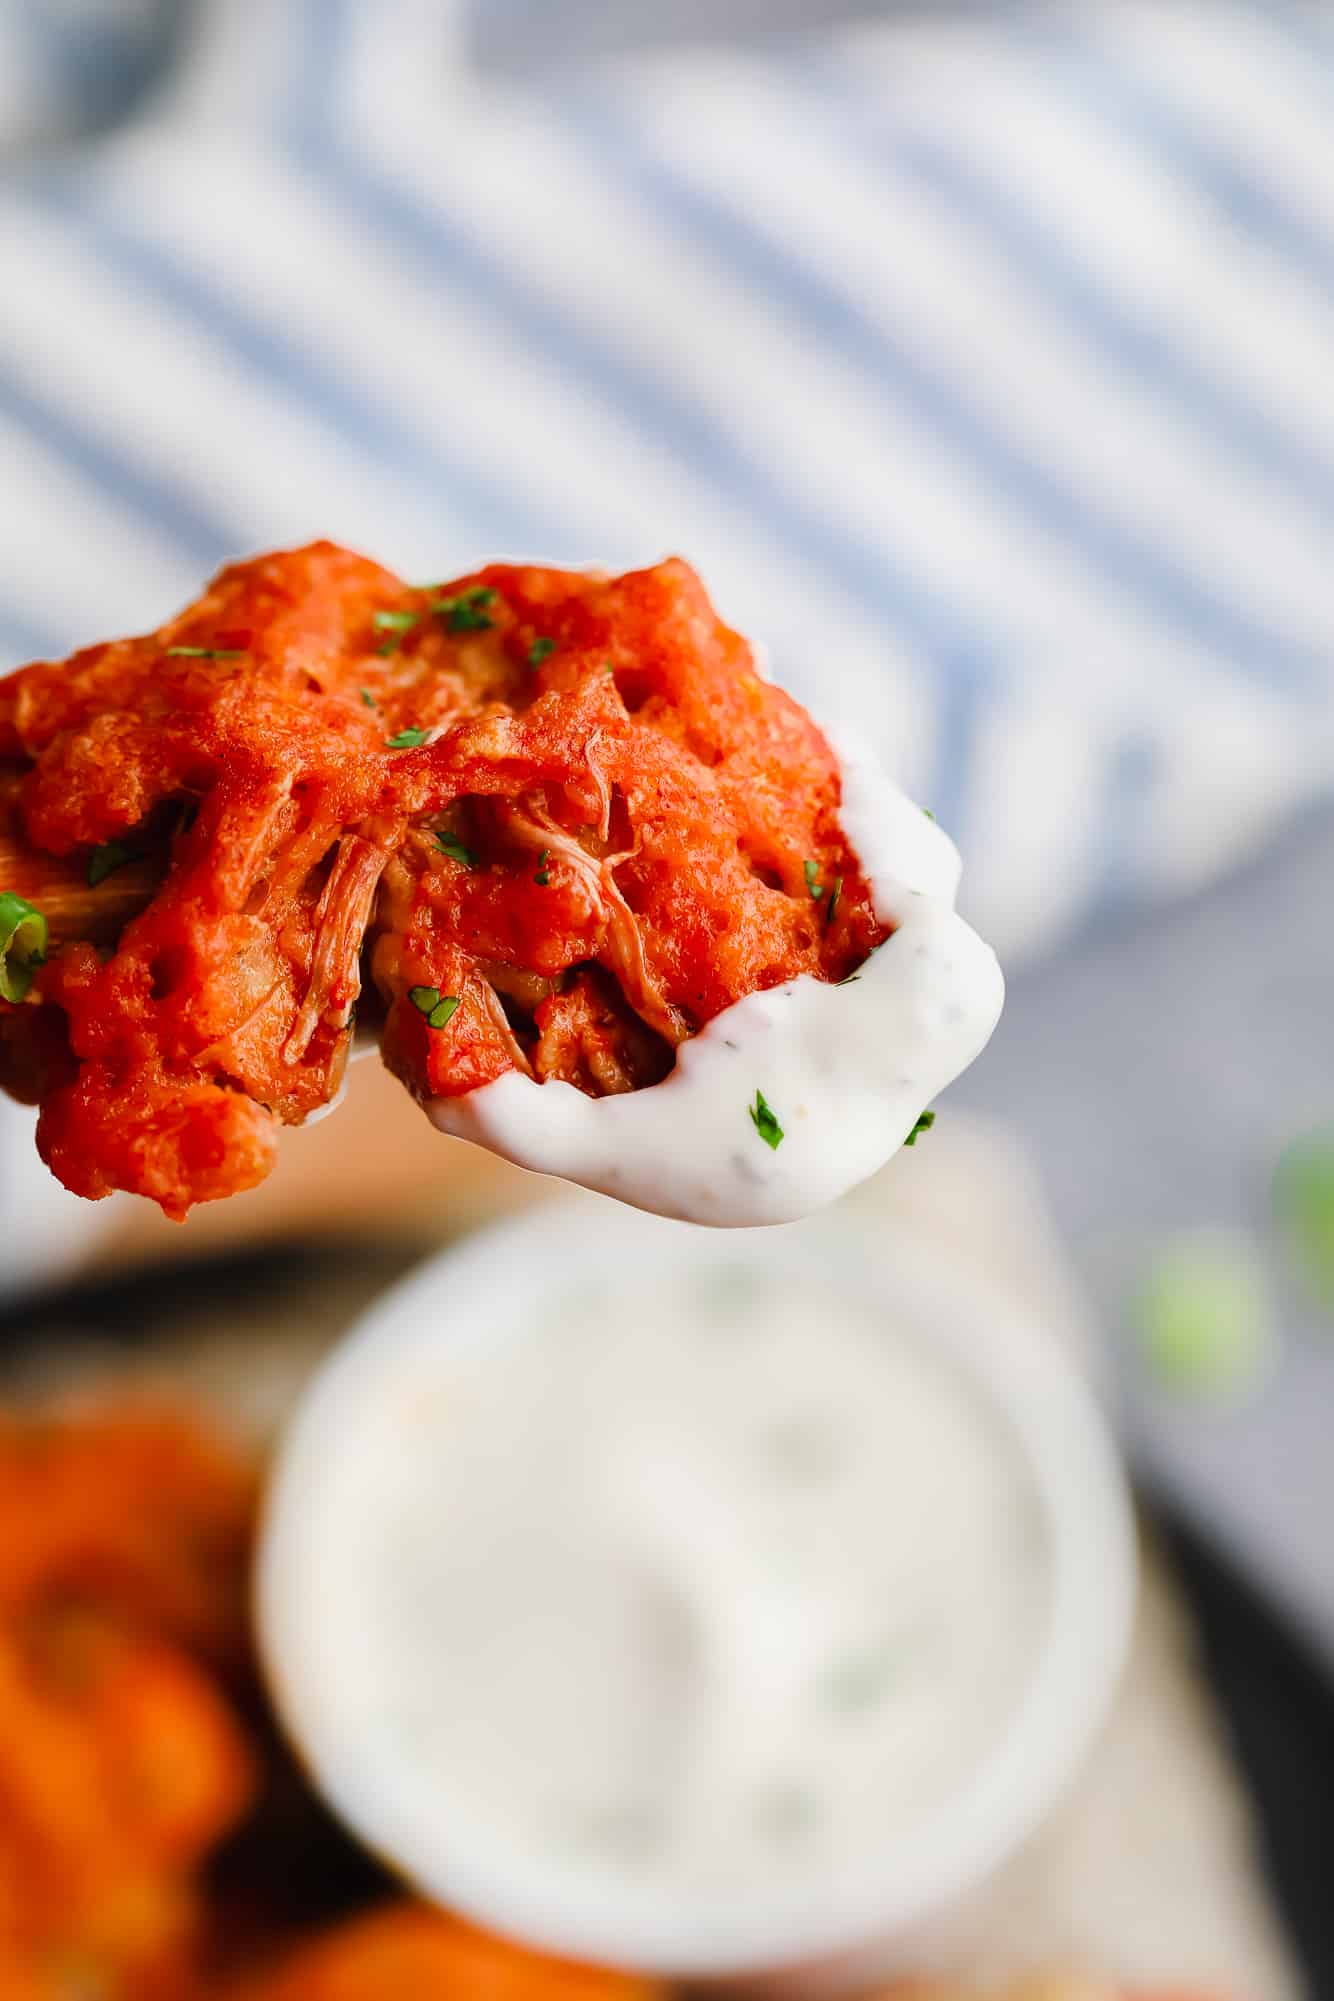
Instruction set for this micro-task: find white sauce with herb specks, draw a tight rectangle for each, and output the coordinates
[426,732,1004,1226]
[258,1246,1050,1936]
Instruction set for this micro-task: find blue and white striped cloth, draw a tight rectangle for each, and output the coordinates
[1,0,1332,966]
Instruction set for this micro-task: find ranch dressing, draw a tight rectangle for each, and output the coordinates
[259,1245,1051,1946]
[427,732,1003,1227]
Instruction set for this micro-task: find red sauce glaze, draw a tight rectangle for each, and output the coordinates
[0,545,884,1219]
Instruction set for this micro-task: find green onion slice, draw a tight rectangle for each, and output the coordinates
[0,892,48,1003]
[409,985,462,1030]
[749,1089,784,1150]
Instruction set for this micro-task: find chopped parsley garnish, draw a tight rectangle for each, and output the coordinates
[87,840,140,888]
[826,876,843,923]
[359,688,377,709]
[904,1110,935,1147]
[528,636,556,667]
[803,859,823,900]
[385,727,429,750]
[0,892,48,1003]
[749,1089,784,1151]
[165,645,243,659]
[431,586,497,633]
[534,848,551,887]
[434,831,475,868]
[408,985,461,1030]
[922,807,936,821]
[373,609,419,656]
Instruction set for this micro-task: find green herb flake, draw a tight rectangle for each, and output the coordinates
[386,727,429,750]
[922,807,936,821]
[164,645,243,660]
[87,840,140,889]
[802,859,823,900]
[434,831,475,869]
[528,636,556,667]
[1273,1128,1334,1312]
[904,1109,935,1147]
[359,688,377,709]
[749,1089,784,1151]
[0,892,48,1003]
[1136,1232,1276,1404]
[373,609,420,656]
[431,586,497,633]
[826,876,843,924]
[407,985,461,1030]
[534,847,551,887]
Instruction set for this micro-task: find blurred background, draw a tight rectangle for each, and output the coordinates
[1,1,1333,1994]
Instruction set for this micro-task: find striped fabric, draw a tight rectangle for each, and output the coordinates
[0,0,1332,965]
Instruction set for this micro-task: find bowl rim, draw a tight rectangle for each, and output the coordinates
[256,1201,1137,1978]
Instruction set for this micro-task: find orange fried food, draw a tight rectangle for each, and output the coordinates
[0,544,883,1217]
[0,1623,255,1992]
[226,1903,665,2001]
[0,1407,258,1671]
[0,1407,260,2000]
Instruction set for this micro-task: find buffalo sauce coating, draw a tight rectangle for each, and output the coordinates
[0,545,882,1218]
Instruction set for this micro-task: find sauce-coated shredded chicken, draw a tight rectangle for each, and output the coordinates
[0,545,883,1218]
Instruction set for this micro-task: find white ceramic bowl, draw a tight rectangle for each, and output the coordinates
[257,1205,1136,1991]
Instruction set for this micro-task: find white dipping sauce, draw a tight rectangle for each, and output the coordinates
[259,1235,1052,1960]
[427,733,1004,1227]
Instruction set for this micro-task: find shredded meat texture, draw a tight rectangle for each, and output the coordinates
[0,544,884,1218]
